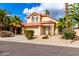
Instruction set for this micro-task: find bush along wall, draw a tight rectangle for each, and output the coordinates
[63,30,76,39]
[24,30,34,39]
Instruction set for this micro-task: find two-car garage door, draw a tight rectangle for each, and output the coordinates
[25,27,40,35]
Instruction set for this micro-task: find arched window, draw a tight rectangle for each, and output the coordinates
[36,16,38,22]
[31,16,38,22]
[32,16,35,22]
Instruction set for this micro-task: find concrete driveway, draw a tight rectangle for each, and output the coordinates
[0,41,79,56]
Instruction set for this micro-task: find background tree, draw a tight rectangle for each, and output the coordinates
[62,3,76,39]
[0,9,9,30]
[45,10,49,15]
[0,9,22,34]
[57,17,66,34]
[68,3,79,29]
[9,16,22,35]
[65,3,69,16]
[73,3,79,29]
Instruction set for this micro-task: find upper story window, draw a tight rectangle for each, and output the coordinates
[32,16,35,22]
[36,16,38,22]
[31,16,38,22]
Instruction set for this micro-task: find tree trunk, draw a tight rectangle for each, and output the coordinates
[78,21,79,29]
[15,27,17,35]
[10,26,13,32]
[65,3,69,16]
[0,28,2,32]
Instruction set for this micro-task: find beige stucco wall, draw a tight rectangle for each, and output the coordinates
[25,27,41,35]
[51,25,58,35]
[42,17,52,21]
[41,26,46,35]
[42,17,58,23]
[27,18,31,23]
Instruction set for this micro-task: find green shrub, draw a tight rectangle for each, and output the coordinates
[58,26,63,34]
[24,30,34,39]
[57,17,66,34]
[63,30,76,39]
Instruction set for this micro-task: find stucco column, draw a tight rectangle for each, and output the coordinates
[54,23,56,35]
[50,24,54,36]
[39,26,41,35]
[22,27,24,35]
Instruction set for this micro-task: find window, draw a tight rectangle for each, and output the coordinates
[31,16,38,22]
[32,16,35,22]
[36,16,38,22]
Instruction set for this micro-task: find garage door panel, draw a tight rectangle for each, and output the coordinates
[26,27,40,35]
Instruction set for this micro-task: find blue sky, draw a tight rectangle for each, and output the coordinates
[0,3,65,22]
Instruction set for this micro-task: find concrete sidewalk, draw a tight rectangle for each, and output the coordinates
[0,35,79,48]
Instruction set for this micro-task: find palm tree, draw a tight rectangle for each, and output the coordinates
[0,9,9,30]
[73,3,79,29]
[68,3,79,29]
[13,16,21,35]
[45,10,49,15]
[65,3,69,16]
[0,9,9,17]
[9,16,22,35]
[0,9,22,34]
[65,3,76,31]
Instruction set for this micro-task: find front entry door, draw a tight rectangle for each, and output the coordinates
[42,27,46,35]
[45,26,51,35]
[41,27,46,35]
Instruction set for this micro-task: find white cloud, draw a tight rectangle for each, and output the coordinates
[23,5,45,15]
[23,8,30,15]
[7,14,23,17]
[23,3,65,19]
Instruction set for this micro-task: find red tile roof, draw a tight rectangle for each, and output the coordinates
[40,21,56,24]
[23,20,56,27]
[23,23,42,27]
[27,12,49,19]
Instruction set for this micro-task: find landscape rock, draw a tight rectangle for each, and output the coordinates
[0,31,15,37]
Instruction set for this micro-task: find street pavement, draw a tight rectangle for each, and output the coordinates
[0,41,79,56]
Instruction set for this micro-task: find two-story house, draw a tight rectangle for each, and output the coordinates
[23,12,58,35]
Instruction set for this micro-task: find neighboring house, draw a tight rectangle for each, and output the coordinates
[23,12,58,35]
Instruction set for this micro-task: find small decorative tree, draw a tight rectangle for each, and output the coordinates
[63,15,76,39]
